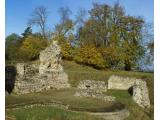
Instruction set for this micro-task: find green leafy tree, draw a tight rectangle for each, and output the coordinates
[119,16,145,70]
[78,3,145,70]
[5,33,22,61]
[22,27,32,38]
[148,41,154,57]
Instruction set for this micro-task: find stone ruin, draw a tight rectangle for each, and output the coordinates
[74,75,150,109]
[108,75,150,108]
[75,80,115,101]
[13,41,70,94]
[12,41,151,109]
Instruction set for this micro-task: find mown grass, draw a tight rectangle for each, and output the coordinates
[62,60,153,104]
[6,89,112,120]
[106,90,153,120]
[62,60,154,120]
[6,89,112,109]
[6,106,103,120]
[6,60,154,120]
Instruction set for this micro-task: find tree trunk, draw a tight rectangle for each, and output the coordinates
[124,60,131,71]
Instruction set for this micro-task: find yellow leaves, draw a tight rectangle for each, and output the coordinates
[74,45,106,68]
[19,35,48,60]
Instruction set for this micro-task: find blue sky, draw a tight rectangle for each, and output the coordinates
[6,0,153,36]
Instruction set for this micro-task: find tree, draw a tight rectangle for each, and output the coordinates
[58,6,72,24]
[78,3,145,70]
[28,6,48,37]
[21,27,32,38]
[53,7,75,60]
[5,33,22,61]
[19,35,48,61]
[74,45,105,68]
[119,16,145,70]
[148,41,154,57]
[75,8,87,28]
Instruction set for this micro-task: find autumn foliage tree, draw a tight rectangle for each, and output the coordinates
[19,34,48,61]
[77,3,145,70]
[6,3,151,71]
[53,7,75,60]
[74,45,106,68]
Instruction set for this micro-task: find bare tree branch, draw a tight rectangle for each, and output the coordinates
[28,6,48,37]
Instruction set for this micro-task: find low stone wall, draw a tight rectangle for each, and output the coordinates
[108,75,139,90]
[108,75,150,108]
[75,80,115,101]
[77,80,107,92]
[75,90,115,101]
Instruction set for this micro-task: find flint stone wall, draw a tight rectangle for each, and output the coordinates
[75,80,115,101]
[16,63,25,76]
[77,80,107,92]
[75,90,115,101]
[108,75,150,108]
[39,41,63,74]
[108,75,138,90]
[132,80,150,108]
[13,41,70,94]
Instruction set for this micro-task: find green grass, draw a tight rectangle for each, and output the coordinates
[6,106,103,120]
[106,90,153,120]
[6,88,112,109]
[6,89,112,120]
[62,60,153,87]
[62,60,154,120]
[6,60,154,120]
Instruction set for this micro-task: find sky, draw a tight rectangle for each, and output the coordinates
[6,0,153,36]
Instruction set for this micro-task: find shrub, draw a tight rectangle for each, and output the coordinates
[19,35,48,61]
[61,42,75,60]
[74,45,106,69]
[5,33,22,61]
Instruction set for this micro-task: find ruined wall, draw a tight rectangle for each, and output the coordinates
[132,80,151,108]
[108,75,150,108]
[77,80,107,92]
[108,75,138,90]
[75,80,115,101]
[13,41,70,94]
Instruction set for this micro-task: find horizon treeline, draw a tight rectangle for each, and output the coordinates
[5,2,154,71]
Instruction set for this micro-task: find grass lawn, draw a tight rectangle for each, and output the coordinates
[6,88,112,109]
[6,60,154,120]
[6,88,113,120]
[6,106,103,120]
